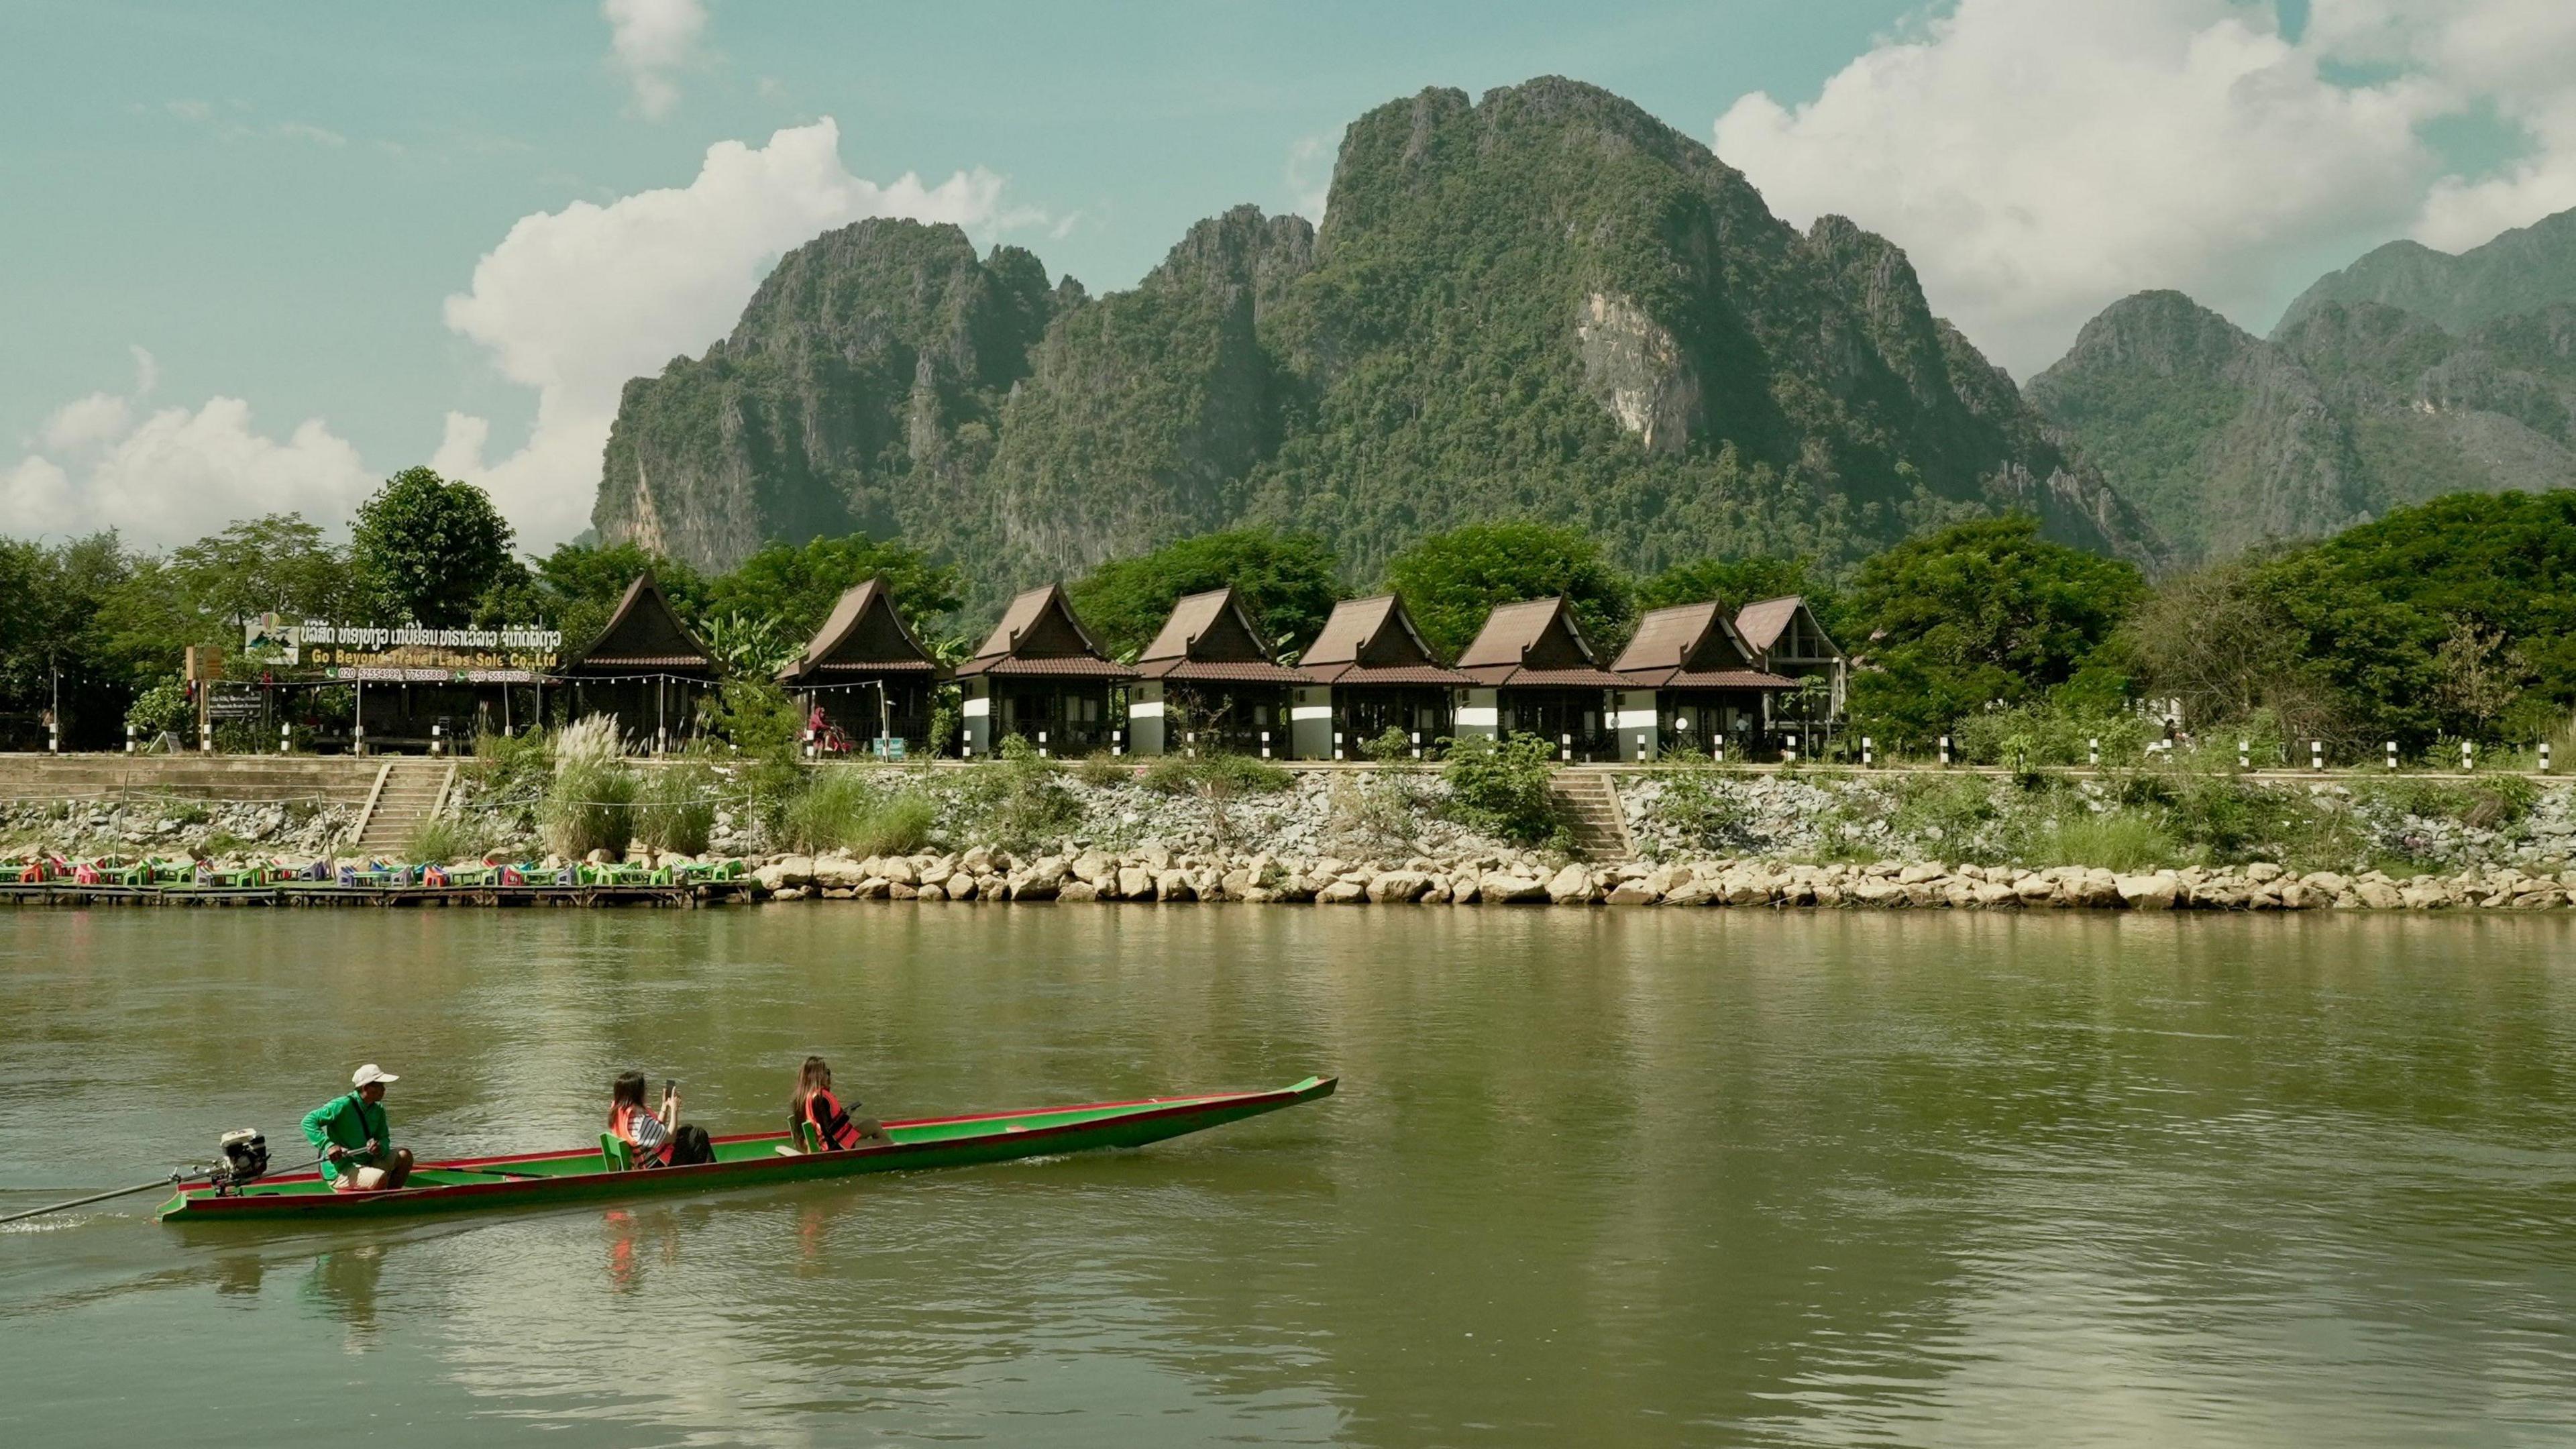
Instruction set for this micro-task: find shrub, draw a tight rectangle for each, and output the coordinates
[953,737,1083,851]
[1323,772,1424,855]
[1441,733,1566,848]
[1076,754,1132,787]
[1139,752,1293,796]
[1950,701,2155,768]
[1656,767,1757,853]
[1886,775,2001,861]
[635,759,718,855]
[469,726,553,798]
[126,678,192,743]
[1358,726,1417,762]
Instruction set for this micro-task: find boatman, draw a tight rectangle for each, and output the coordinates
[303,1064,415,1192]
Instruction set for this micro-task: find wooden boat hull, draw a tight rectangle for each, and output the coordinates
[158,1076,1335,1222]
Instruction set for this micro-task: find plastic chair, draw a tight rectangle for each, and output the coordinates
[599,1133,633,1173]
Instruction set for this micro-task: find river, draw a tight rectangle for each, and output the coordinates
[3,907,2573,1446]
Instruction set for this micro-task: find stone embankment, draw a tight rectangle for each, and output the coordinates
[745,847,2576,911]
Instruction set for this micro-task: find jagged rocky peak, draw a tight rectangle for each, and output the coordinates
[1150,204,1315,315]
[2277,205,2576,336]
[2041,290,2261,378]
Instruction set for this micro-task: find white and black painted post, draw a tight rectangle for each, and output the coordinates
[125,722,136,755]
[200,722,212,754]
[1782,733,1799,765]
[2239,740,2250,769]
[2386,740,2398,771]
[2462,739,2475,771]
[1185,730,1197,759]
[2542,741,2555,773]
[1334,730,1345,762]
[48,718,58,753]
[431,722,443,757]
[2088,737,2100,767]
[2311,739,2324,771]
[1036,729,1049,759]
[1260,730,1271,760]
[281,720,292,755]
[1939,736,1951,767]
[1713,741,1725,765]
[1862,736,1874,767]
[1560,732,1572,763]
[1410,730,1422,761]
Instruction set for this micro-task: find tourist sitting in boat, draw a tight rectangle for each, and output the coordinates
[303,1064,415,1192]
[790,1056,887,1151]
[608,1072,712,1167]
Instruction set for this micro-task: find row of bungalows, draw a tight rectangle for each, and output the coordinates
[769,578,1845,763]
[498,571,1843,761]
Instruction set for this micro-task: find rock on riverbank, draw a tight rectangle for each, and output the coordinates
[742,848,2576,911]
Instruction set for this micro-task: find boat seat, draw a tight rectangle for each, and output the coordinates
[800,1121,824,1153]
[599,1132,632,1173]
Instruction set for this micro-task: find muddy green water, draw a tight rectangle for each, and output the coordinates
[4,909,2575,1447]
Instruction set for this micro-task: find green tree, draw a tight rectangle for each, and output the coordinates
[1847,516,2147,741]
[702,533,963,644]
[1067,527,1342,659]
[1382,521,1635,659]
[165,514,364,627]
[350,468,515,626]
[525,541,707,651]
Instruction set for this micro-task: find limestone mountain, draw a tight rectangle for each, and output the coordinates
[2277,207,2576,337]
[594,77,2160,605]
[2028,288,2576,562]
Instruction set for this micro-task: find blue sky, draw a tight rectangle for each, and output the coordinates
[5,1,2570,550]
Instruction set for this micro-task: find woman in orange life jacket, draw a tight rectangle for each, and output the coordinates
[608,1071,712,1167]
[790,1056,888,1151]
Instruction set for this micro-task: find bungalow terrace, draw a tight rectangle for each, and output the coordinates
[955,584,1133,757]
[1290,594,1464,759]
[774,578,945,757]
[553,572,720,752]
[1735,595,1848,741]
[1607,600,1796,761]
[1130,586,1305,757]
[1452,597,1627,762]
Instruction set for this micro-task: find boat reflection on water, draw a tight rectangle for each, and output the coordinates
[303,1243,389,1347]
[603,1207,683,1294]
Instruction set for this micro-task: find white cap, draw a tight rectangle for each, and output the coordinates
[352,1064,399,1088]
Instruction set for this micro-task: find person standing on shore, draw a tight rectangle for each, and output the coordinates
[303,1064,414,1192]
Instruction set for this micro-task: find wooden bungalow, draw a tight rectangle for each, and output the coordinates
[1734,595,1849,741]
[1452,597,1629,762]
[554,572,721,752]
[1607,600,1798,761]
[1290,594,1466,759]
[1130,586,1306,757]
[953,584,1134,757]
[774,578,947,757]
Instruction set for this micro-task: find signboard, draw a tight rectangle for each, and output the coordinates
[247,614,562,675]
[206,683,264,720]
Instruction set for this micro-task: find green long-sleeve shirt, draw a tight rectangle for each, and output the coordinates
[302,1091,390,1183]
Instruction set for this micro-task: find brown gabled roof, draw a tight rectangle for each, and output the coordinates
[1455,596,1609,685]
[954,584,1135,680]
[1735,596,1842,661]
[1611,600,1776,687]
[560,572,718,676]
[1132,586,1305,685]
[775,578,945,684]
[1299,594,1468,686]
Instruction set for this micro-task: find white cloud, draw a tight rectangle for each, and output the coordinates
[603,0,708,119]
[1,396,372,546]
[1713,0,2576,376]
[437,119,1006,545]
[1715,0,2444,376]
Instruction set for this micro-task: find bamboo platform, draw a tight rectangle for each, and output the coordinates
[0,880,755,908]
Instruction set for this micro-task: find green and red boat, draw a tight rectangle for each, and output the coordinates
[158,1075,1335,1222]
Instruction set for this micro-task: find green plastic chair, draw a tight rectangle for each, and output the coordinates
[599,1133,633,1173]
[800,1120,824,1153]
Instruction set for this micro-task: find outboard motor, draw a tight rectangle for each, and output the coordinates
[210,1128,270,1194]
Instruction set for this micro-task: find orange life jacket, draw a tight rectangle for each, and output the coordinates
[802,1088,865,1150]
[612,1102,674,1167]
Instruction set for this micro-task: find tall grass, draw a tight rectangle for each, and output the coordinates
[782,765,936,856]
[541,714,635,858]
[634,759,718,855]
[2033,810,2178,872]
[406,814,488,865]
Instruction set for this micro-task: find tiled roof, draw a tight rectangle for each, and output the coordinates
[777,578,942,682]
[1137,659,1306,684]
[1733,596,1803,654]
[1456,598,1577,669]
[1461,665,1629,688]
[561,572,718,676]
[1300,662,1468,686]
[954,655,1136,679]
[1622,667,1799,690]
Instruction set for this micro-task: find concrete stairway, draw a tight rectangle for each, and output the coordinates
[1550,769,1635,862]
[352,759,455,857]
